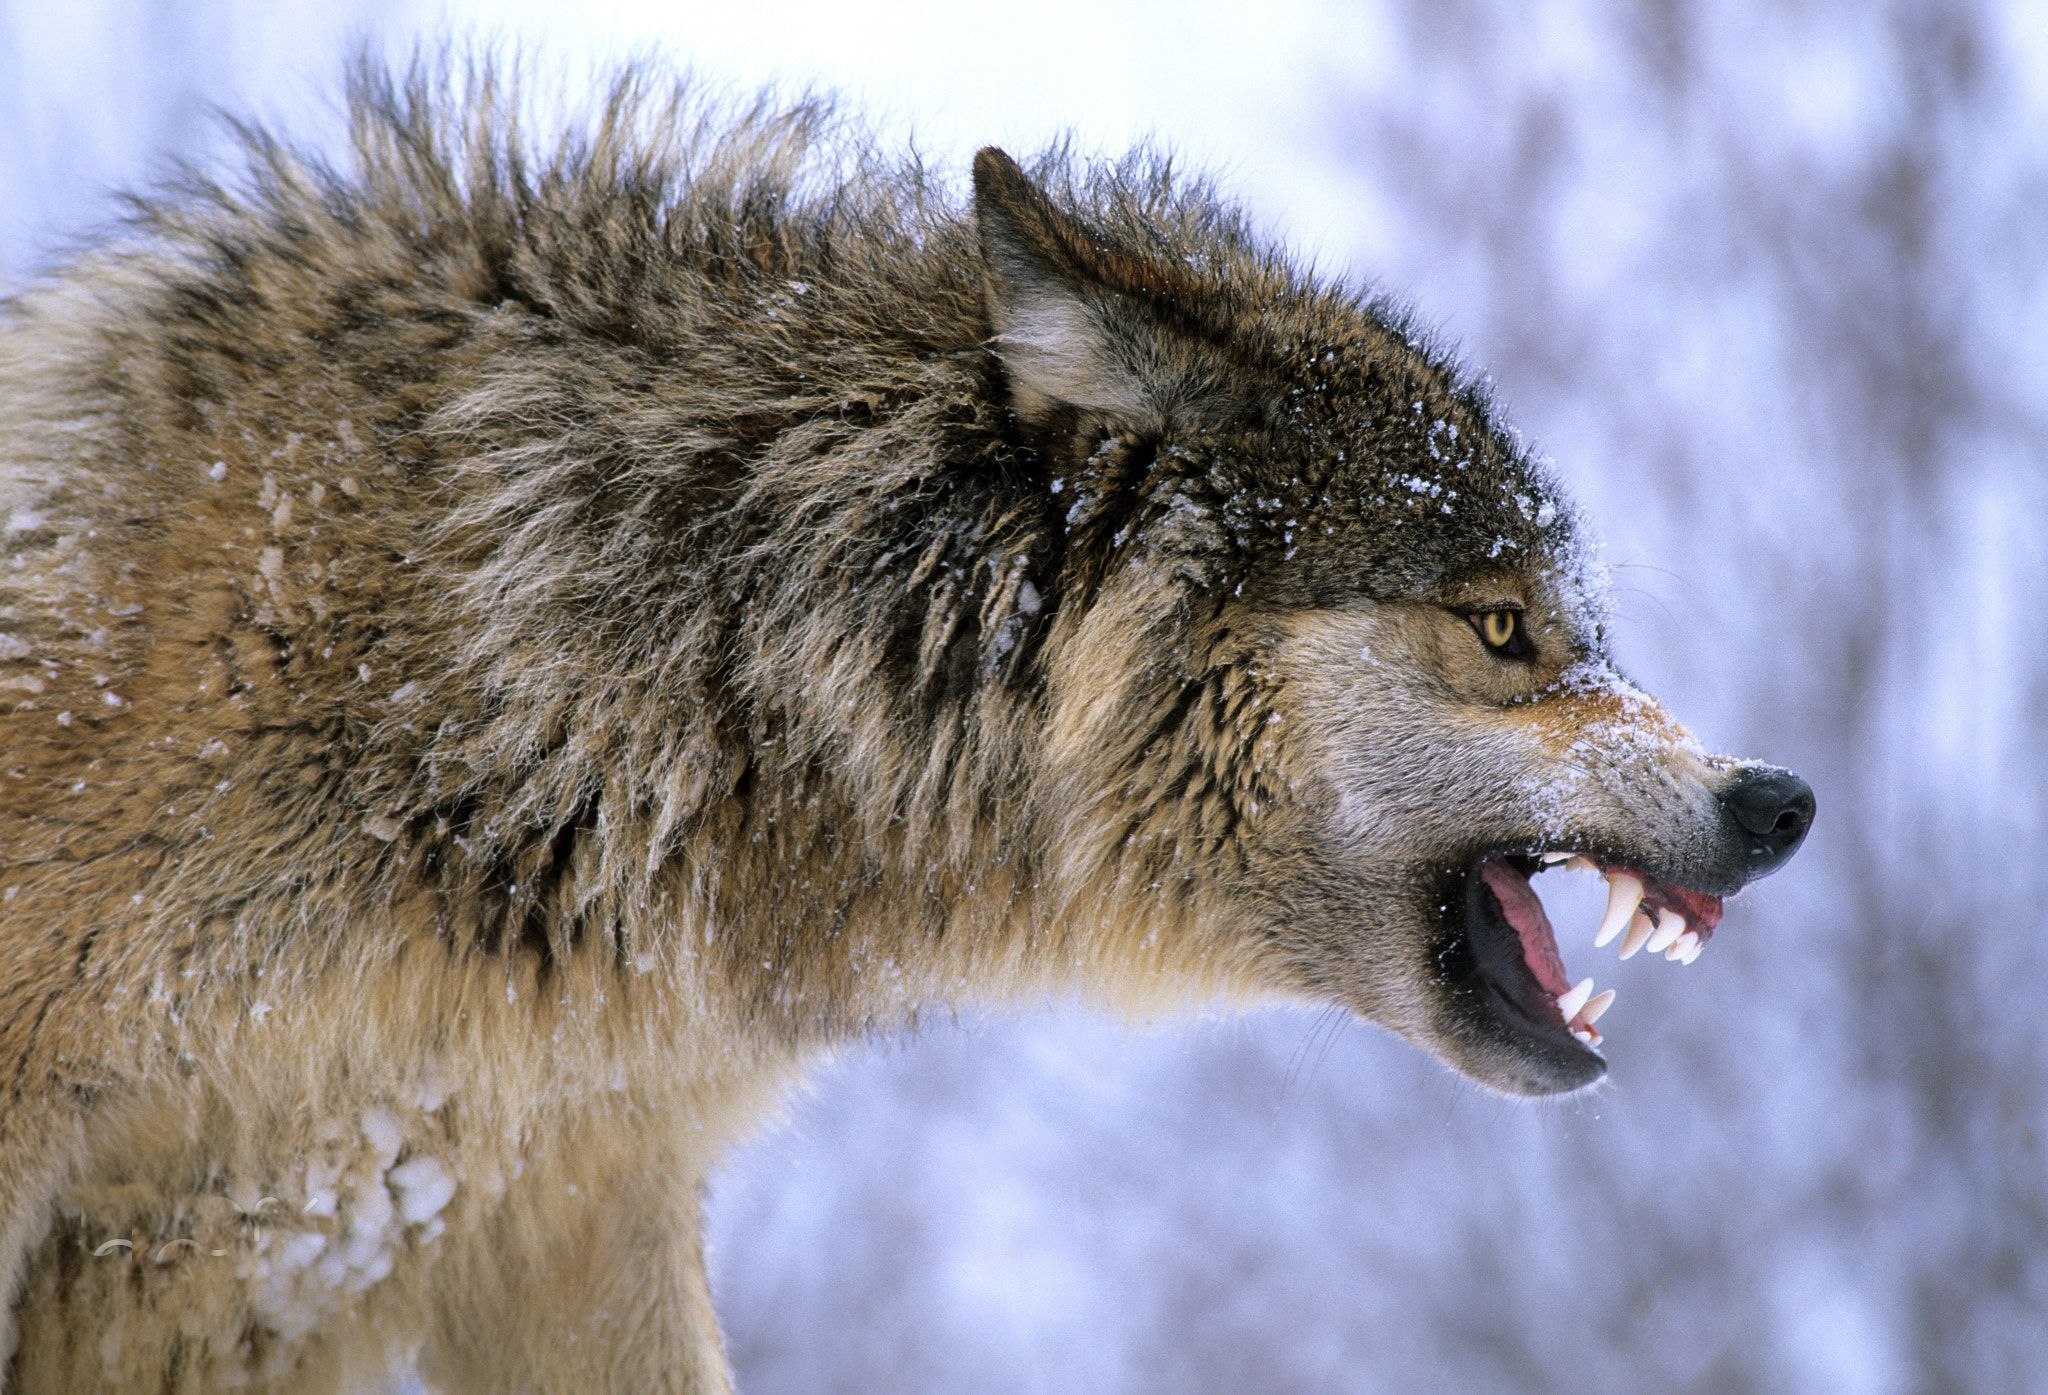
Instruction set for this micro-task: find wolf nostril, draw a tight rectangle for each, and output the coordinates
[1721,767,1815,867]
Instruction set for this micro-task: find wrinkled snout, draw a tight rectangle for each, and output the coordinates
[1717,765,1815,878]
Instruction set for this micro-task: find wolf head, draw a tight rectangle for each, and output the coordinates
[973,149,1813,1095]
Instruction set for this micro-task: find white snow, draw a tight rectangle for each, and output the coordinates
[388,1159,457,1227]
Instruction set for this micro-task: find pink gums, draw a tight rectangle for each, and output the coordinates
[1598,861,1725,941]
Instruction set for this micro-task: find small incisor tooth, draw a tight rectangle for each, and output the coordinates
[1594,872,1646,948]
[1556,977,1595,1022]
[1647,909,1686,954]
[1680,937,1705,965]
[1665,929,1699,962]
[1618,910,1656,960]
[1576,988,1616,1027]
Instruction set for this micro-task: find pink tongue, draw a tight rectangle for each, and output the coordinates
[1479,861,1571,997]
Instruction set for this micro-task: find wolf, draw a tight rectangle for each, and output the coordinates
[0,59,1812,1392]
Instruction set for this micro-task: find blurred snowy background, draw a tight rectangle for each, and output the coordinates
[4,1,2044,1391]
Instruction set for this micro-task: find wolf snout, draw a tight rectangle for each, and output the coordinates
[1718,765,1815,876]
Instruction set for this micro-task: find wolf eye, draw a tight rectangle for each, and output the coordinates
[1468,608,1535,662]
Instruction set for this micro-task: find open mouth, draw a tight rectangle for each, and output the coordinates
[1464,851,1726,1057]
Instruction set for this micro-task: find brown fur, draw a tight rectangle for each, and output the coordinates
[0,57,1805,1390]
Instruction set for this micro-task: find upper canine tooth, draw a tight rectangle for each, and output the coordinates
[1593,872,1646,948]
[1556,977,1594,1022]
[1647,909,1686,954]
[1619,910,1656,960]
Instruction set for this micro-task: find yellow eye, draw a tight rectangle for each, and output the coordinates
[1468,608,1534,661]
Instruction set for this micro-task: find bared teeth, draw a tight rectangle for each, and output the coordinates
[1569,1025,1599,1046]
[1647,909,1686,954]
[1576,988,1616,1027]
[1594,872,1645,948]
[1617,909,1656,960]
[1540,851,1573,864]
[1557,864,1711,1018]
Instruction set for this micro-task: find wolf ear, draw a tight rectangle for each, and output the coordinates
[972,147,1175,431]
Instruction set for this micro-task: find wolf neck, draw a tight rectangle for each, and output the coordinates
[373,338,1126,1043]
[390,348,1289,1045]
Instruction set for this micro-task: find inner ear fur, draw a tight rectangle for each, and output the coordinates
[971,147,1213,433]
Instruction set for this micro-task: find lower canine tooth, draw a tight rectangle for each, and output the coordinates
[1577,988,1616,1027]
[1647,910,1686,954]
[1556,977,1595,1022]
[1618,911,1656,960]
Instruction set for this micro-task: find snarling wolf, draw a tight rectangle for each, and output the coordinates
[0,60,1812,1392]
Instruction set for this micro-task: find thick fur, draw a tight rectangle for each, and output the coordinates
[0,59,1801,1391]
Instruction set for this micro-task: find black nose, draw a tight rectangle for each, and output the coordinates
[1720,766,1815,875]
